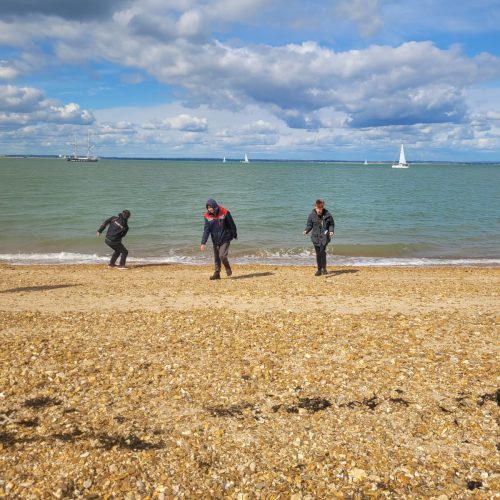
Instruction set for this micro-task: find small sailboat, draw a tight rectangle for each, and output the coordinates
[222,156,226,163]
[364,158,368,165]
[392,144,409,169]
[240,153,249,163]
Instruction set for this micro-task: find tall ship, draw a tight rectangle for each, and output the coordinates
[66,130,98,162]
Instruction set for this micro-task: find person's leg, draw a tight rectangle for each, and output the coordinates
[211,244,221,279]
[106,240,121,266]
[117,243,128,267]
[320,244,328,273]
[219,241,232,275]
[314,245,322,275]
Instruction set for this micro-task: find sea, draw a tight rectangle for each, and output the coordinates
[0,157,499,267]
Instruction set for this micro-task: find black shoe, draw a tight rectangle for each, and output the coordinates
[314,270,322,276]
[225,266,232,277]
[210,272,221,280]
[322,269,328,275]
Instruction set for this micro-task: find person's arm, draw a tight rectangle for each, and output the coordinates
[122,225,129,238]
[328,215,335,236]
[303,213,313,235]
[96,217,112,236]
[226,211,237,239]
[201,217,210,249]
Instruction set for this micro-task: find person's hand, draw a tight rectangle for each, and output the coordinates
[200,244,206,252]
[303,230,307,236]
[96,231,101,237]
[329,232,334,237]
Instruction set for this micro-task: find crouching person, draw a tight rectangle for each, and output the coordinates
[96,209,131,269]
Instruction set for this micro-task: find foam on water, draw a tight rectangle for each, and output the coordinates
[1,252,499,267]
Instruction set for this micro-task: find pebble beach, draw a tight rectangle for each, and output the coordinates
[1,263,499,498]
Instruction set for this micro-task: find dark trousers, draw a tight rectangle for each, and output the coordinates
[105,239,128,266]
[212,241,231,272]
[314,244,328,270]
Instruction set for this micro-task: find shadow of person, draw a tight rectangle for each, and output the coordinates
[129,263,174,269]
[1,284,81,293]
[231,272,274,280]
[325,269,359,278]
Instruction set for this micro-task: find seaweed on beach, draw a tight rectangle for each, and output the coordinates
[207,403,254,418]
[23,396,62,409]
[466,480,482,490]
[96,433,164,451]
[297,397,331,413]
[17,418,39,428]
[0,431,16,446]
[477,389,500,407]
[343,395,380,410]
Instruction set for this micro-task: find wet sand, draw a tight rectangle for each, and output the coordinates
[1,264,499,497]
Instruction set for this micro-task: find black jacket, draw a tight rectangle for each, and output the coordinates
[305,209,335,246]
[98,214,129,243]
[201,205,237,246]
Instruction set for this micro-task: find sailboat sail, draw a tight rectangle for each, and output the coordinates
[399,145,406,165]
[392,144,409,168]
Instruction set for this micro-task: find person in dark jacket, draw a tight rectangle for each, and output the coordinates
[200,199,237,280]
[304,199,335,275]
[96,210,131,269]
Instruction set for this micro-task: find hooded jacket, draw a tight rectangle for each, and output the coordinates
[98,213,129,243]
[201,199,237,246]
[305,208,335,246]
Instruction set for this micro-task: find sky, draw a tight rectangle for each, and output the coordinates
[0,0,500,160]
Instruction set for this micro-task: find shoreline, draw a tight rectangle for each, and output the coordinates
[1,264,499,496]
[1,256,500,267]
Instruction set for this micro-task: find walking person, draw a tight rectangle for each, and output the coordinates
[303,199,335,276]
[200,199,237,280]
[96,210,131,269]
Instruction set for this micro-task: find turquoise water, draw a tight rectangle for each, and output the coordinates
[0,157,499,266]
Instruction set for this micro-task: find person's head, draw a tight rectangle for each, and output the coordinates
[121,209,131,219]
[314,199,325,215]
[206,199,218,214]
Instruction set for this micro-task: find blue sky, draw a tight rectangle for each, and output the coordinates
[0,0,499,160]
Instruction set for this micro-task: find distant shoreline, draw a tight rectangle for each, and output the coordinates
[1,155,499,164]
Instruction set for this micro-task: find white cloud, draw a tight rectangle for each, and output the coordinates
[0,85,94,128]
[1,1,500,158]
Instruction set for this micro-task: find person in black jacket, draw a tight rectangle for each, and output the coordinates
[96,210,131,269]
[200,199,237,280]
[304,199,335,275]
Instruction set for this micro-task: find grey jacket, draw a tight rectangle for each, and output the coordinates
[305,209,335,246]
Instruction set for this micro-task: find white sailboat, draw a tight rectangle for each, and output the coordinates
[392,144,409,169]
[222,156,226,163]
[364,158,368,165]
[240,153,249,163]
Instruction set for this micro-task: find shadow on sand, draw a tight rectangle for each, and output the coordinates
[129,263,174,270]
[1,284,80,294]
[231,272,274,280]
[325,269,359,278]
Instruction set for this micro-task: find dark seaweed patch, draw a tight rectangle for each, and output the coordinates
[23,396,62,409]
[114,416,126,423]
[0,431,16,446]
[389,397,410,407]
[52,429,83,442]
[297,397,331,413]
[17,418,39,428]
[207,403,253,418]
[96,433,164,451]
[466,480,482,490]
[477,389,500,407]
[343,395,380,410]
